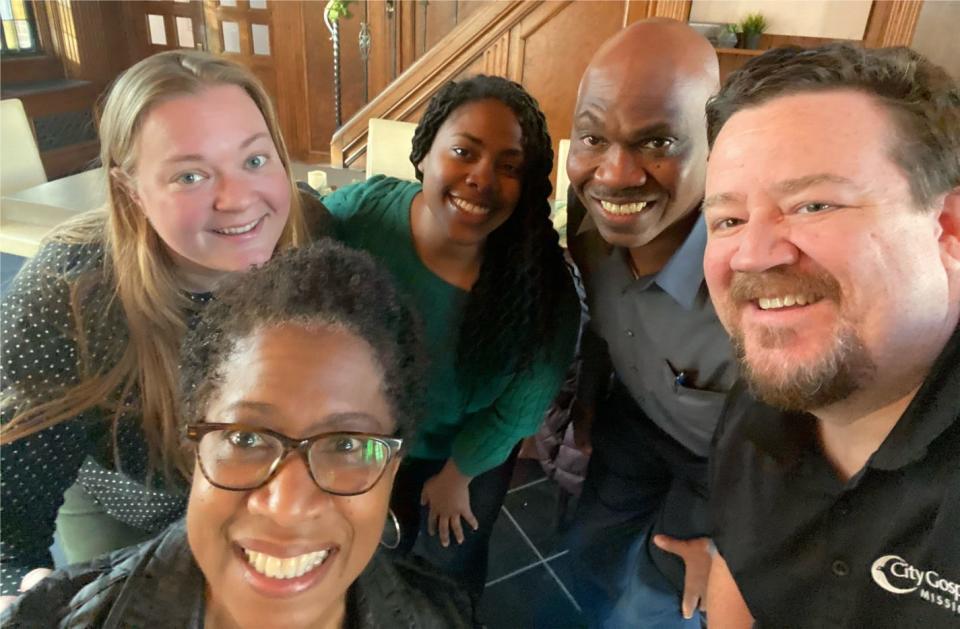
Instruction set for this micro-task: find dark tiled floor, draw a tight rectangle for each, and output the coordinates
[480,459,588,628]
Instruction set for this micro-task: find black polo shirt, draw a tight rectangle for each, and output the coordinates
[710,325,960,628]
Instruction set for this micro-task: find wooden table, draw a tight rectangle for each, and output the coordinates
[1,168,104,257]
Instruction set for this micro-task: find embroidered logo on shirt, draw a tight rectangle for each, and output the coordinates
[871,555,960,616]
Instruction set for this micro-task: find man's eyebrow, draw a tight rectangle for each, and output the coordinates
[625,121,673,140]
[162,132,269,164]
[702,191,744,212]
[703,174,857,212]
[573,110,604,128]
[774,173,855,195]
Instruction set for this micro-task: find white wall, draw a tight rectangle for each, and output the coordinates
[911,0,960,80]
[689,0,872,40]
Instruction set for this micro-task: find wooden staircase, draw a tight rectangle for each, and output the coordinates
[328,0,692,178]
[330,1,540,170]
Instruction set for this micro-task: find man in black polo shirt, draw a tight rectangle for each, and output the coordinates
[700,44,960,627]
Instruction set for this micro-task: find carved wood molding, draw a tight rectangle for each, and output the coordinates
[330,0,540,167]
[863,0,923,48]
[484,32,510,77]
[649,0,692,22]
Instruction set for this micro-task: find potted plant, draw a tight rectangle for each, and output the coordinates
[717,23,739,49]
[739,12,767,49]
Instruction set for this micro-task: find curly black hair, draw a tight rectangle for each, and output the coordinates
[409,74,572,376]
[179,240,425,443]
[707,44,960,208]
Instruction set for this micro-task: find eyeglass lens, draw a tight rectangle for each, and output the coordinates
[196,429,391,494]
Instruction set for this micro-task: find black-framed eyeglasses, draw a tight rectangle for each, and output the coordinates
[184,423,404,496]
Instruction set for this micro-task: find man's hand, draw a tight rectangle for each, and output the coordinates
[420,459,478,547]
[0,567,53,613]
[652,535,714,620]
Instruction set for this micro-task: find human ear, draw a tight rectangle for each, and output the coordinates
[938,187,960,264]
[937,187,960,275]
[110,167,141,207]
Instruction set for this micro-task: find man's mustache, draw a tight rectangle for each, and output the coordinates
[728,267,841,304]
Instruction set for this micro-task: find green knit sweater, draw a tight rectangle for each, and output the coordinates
[323,176,578,476]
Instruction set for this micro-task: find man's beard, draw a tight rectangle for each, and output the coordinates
[732,323,877,412]
[727,267,876,412]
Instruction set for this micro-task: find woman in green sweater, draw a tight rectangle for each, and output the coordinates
[322,75,579,600]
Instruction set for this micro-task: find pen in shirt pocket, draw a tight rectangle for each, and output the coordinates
[674,371,688,393]
[666,360,691,393]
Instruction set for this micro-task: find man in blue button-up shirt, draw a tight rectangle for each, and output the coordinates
[564,18,743,628]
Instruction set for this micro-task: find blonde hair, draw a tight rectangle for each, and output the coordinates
[1,50,308,479]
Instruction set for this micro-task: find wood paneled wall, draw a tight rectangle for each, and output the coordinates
[12,0,928,170]
[35,0,138,89]
[304,1,495,163]
[330,0,707,177]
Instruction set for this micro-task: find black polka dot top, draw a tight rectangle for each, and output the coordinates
[1,236,210,595]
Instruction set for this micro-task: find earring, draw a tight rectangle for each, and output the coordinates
[380,508,401,550]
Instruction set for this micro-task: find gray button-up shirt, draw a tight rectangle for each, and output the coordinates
[570,199,738,458]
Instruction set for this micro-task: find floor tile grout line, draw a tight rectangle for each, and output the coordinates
[506,476,549,495]
[501,505,547,562]
[542,557,583,613]
[485,558,543,587]
[484,504,546,587]
[501,506,583,614]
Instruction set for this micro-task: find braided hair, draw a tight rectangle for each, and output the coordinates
[410,75,571,377]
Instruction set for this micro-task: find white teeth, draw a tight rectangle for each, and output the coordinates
[214,217,261,235]
[243,548,330,579]
[451,197,491,215]
[758,294,820,310]
[600,200,650,215]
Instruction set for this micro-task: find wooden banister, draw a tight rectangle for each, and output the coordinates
[329,0,541,168]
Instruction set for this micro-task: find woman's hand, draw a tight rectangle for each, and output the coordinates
[0,567,53,613]
[420,459,478,547]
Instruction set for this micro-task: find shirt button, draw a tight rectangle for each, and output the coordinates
[625,329,634,337]
[832,560,850,577]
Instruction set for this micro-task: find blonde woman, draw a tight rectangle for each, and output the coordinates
[0,50,324,601]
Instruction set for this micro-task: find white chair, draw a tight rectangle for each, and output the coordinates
[1,98,47,194]
[550,139,571,247]
[555,138,570,203]
[365,118,418,182]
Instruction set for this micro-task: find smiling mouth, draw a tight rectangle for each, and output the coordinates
[213,216,264,236]
[755,293,824,310]
[242,547,331,580]
[451,196,492,215]
[598,200,653,215]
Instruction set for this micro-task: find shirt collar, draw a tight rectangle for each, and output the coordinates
[577,206,707,310]
[654,215,707,311]
[869,323,960,470]
[739,323,960,473]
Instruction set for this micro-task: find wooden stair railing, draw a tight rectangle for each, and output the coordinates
[330,0,542,169]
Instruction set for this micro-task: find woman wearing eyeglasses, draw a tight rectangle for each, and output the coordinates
[1,242,472,628]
